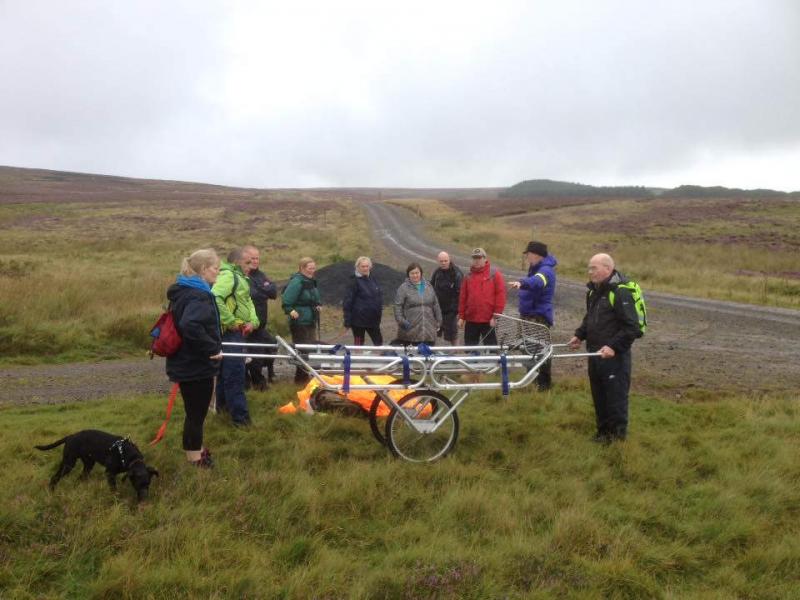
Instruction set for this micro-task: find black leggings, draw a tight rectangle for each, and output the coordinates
[352,326,383,346]
[179,378,214,451]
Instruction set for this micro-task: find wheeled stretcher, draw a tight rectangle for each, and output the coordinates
[222,314,598,462]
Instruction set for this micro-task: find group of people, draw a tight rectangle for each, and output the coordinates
[344,248,508,349]
[164,241,641,467]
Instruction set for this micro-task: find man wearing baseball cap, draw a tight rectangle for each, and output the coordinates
[509,241,557,391]
[458,247,506,346]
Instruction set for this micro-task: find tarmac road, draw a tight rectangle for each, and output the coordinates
[364,201,800,395]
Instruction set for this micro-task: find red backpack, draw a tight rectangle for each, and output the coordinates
[149,307,182,358]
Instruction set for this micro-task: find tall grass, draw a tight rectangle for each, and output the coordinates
[0,197,372,363]
[2,382,799,598]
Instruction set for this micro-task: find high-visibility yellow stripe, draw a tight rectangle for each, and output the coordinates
[535,272,548,286]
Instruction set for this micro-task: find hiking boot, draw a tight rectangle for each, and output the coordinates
[592,432,611,445]
[191,455,213,469]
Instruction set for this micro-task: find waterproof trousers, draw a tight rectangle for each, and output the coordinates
[464,321,497,346]
[216,330,251,425]
[520,314,552,390]
[352,326,383,346]
[439,312,459,345]
[588,351,631,438]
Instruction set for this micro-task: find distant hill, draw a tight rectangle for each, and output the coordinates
[500,179,651,198]
[501,178,799,199]
[662,185,800,199]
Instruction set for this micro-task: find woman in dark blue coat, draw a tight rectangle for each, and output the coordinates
[165,248,223,468]
[342,256,383,346]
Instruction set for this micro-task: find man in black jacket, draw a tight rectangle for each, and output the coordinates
[569,253,642,443]
[430,251,463,345]
[243,245,278,390]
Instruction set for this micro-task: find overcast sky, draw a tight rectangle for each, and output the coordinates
[1,1,799,190]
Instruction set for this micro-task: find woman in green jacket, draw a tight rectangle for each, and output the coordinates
[281,257,321,384]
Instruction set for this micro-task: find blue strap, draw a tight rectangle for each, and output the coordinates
[329,344,351,393]
[343,352,351,393]
[417,343,433,357]
[402,355,410,387]
[500,354,509,397]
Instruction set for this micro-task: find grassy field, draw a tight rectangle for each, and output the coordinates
[388,196,800,309]
[0,186,371,364]
[2,381,799,598]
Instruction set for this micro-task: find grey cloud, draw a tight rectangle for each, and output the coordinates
[1,1,799,189]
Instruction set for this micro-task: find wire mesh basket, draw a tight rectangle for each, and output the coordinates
[493,313,551,357]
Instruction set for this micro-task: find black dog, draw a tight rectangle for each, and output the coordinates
[36,430,159,502]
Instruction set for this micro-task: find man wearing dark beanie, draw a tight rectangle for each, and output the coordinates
[509,241,557,391]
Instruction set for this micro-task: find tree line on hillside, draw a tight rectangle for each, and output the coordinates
[501,179,800,199]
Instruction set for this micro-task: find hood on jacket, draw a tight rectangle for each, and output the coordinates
[536,255,558,270]
[219,261,245,277]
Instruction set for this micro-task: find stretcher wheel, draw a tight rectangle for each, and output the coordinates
[369,390,441,447]
[385,390,459,462]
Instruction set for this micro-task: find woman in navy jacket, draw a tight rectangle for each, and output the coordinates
[342,256,384,346]
[165,248,223,468]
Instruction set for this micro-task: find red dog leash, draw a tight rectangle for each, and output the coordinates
[150,383,179,446]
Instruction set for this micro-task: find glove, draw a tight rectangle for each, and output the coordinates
[399,319,412,331]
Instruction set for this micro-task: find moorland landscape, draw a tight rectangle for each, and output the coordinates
[1,166,799,598]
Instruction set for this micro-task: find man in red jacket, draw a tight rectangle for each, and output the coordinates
[458,248,506,346]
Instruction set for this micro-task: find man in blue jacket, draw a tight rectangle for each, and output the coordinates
[509,241,557,391]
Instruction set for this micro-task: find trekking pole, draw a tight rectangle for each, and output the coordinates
[477,326,496,346]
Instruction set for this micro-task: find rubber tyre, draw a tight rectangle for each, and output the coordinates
[368,394,388,445]
[385,390,459,462]
[369,391,440,446]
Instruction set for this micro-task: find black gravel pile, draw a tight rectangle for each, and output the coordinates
[315,261,406,306]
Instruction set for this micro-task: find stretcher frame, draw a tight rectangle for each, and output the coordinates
[221,314,599,462]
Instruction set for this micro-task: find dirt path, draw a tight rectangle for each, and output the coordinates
[2,201,798,407]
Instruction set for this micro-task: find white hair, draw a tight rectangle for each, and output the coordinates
[355,256,372,269]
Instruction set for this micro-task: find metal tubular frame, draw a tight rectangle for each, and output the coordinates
[220,315,599,462]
